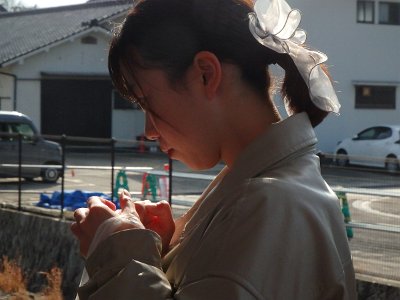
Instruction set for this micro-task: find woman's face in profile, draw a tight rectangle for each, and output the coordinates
[126,67,222,170]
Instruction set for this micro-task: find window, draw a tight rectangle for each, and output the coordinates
[357,1,375,23]
[355,85,396,109]
[9,123,36,141]
[356,126,392,140]
[0,122,35,141]
[113,90,141,110]
[0,122,11,141]
[357,128,376,140]
[375,127,392,139]
[379,2,400,24]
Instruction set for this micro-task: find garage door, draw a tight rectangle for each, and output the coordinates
[41,78,112,138]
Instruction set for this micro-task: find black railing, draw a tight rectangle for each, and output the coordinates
[0,132,172,218]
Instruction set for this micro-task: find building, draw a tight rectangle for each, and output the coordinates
[290,0,400,152]
[0,0,144,141]
[0,0,399,152]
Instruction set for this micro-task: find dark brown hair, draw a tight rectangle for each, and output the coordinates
[108,0,328,126]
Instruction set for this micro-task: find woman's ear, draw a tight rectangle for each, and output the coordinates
[192,51,222,99]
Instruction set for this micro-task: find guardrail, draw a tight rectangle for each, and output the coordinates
[0,133,172,217]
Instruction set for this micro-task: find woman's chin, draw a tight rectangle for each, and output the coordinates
[182,158,219,171]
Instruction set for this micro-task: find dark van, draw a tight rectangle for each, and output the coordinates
[0,111,62,182]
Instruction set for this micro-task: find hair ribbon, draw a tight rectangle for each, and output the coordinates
[249,0,340,114]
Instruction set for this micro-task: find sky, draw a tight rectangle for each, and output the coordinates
[20,0,87,8]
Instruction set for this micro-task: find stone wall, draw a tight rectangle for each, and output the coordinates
[1,208,400,300]
[0,208,84,300]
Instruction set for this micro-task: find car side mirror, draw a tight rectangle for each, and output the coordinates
[352,135,359,140]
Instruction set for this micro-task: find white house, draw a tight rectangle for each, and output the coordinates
[0,0,399,152]
[0,0,145,141]
[290,0,400,152]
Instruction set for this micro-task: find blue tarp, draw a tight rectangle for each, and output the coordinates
[37,190,112,211]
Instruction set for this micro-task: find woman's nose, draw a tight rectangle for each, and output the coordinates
[144,113,160,141]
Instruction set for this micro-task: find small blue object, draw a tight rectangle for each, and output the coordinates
[37,190,111,211]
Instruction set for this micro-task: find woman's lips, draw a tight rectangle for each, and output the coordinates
[160,143,173,156]
[160,146,171,154]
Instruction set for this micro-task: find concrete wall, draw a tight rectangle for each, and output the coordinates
[0,208,83,299]
[1,208,400,299]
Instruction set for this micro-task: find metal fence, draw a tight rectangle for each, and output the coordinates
[0,133,174,216]
[318,153,400,287]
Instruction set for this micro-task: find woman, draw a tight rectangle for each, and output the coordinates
[71,0,357,298]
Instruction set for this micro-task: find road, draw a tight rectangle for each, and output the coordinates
[1,151,400,286]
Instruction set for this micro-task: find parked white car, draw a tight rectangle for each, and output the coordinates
[334,125,400,173]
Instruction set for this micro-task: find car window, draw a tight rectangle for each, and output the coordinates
[9,123,35,141]
[357,128,376,140]
[0,122,12,141]
[357,127,392,140]
[375,127,392,139]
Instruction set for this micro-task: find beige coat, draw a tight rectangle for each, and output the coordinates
[78,113,357,300]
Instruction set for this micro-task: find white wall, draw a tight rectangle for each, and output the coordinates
[112,109,145,141]
[11,32,109,77]
[0,70,14,111]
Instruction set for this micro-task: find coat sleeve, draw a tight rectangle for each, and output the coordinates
[77,229,172,300]
[77,229,255,300]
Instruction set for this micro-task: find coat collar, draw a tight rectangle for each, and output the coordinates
[182,112,318,235]
[226,112,317,183]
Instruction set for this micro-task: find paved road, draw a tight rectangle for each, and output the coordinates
[1,151,400,286]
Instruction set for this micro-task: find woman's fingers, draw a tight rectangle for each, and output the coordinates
[139,200,175,254]
[71,194,176,257]
[101,198,117,211]
[74,207,89,224]
[70,221,91,256]
[118,189,132,210]
[70,197,118,256]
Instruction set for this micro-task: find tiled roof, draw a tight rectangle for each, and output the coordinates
[0,0,132,66]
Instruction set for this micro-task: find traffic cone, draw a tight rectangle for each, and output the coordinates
[336,192,354,239]
[113,170,129,200]
[141,173,158,202]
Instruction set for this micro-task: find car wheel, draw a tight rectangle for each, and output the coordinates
[385,156,399,174]
[42,167,60,183]
[336,150,349,167]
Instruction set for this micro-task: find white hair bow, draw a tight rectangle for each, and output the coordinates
[248,0,340,114]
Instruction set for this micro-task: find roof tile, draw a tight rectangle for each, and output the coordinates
[0,0,131,65]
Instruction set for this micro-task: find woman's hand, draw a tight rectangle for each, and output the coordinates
[70,196,145,257]
[119,190,175,255]
[71,190,175,257]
